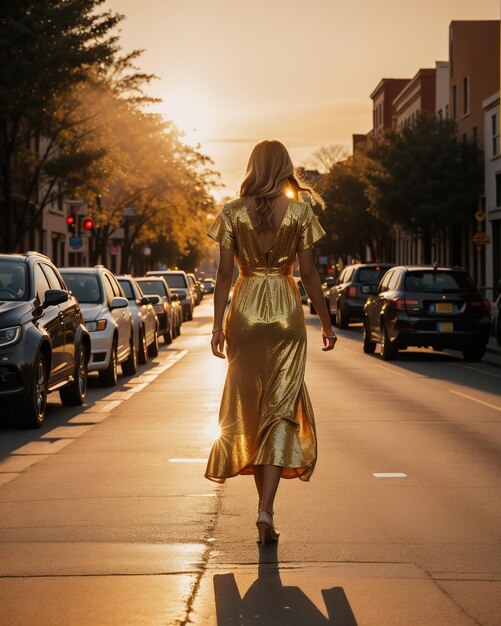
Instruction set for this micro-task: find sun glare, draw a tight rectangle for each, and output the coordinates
[161,83,216,148]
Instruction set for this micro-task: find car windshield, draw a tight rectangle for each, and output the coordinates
[162,274,187,288]
[118,280,135,300]
[357,267,390,283]
[62,272,102,303]
[0,260,28,300]
[405,271,476,293]
[138,280,166,297]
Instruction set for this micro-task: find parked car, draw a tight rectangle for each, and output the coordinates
[146,270,194,321]
[493,290,501,345]
[136,277,178,342]
[363,265,491,361]
[60,266,136,386]
[187,272,203,305]
[117,275,159,363]
[308,275,336,313]
[0,252,91,427]
[328,263,395,328]
[202,278,215,294]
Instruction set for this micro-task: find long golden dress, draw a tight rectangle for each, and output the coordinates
[205,197,325,483]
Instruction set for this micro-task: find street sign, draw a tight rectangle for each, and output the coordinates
[69,236,83,250]
[475,211,486,223]
[473,231,490,246]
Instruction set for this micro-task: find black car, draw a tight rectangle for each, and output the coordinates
[363,265,491,361]
[328,263,394,328]
[0,252,90,427]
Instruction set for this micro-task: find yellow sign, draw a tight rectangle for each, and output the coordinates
[475,211,486,223]
[473,231,490,245]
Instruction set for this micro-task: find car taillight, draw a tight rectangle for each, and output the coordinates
[391,297,418,311]
[345,286,357,298]
[482,299,491,313]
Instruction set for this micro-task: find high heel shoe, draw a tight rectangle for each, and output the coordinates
[256,509,280,545]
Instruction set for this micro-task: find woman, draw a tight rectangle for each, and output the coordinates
[206,140,337,545]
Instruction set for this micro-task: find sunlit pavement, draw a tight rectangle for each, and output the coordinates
[0,297,500,625]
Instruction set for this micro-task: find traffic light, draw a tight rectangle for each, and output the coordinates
[82,217,94,231]
[78,215,95,235]
[66,214,76,233]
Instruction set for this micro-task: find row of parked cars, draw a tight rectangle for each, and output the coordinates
[0,252,208,428]
[309,262,494,362]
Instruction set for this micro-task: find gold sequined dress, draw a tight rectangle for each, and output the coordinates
[205,198,325,483]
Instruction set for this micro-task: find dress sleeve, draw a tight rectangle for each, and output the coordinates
[298,203,326,250]
[207,206,235,250]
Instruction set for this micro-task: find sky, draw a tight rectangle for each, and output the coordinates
[105,0,500,197]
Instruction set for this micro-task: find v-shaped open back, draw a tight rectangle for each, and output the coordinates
[243,200,291,256]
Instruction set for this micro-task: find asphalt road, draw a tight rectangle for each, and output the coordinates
[0,295,500,626]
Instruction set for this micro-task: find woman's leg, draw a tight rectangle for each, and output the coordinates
[253,465,263,502]
[260,464,282,512]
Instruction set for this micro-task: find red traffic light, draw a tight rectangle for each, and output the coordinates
[66,215,75,226]
[82,217,94,231]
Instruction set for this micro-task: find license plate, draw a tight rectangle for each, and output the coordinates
[436,302,453,313]
[437,322,453,332]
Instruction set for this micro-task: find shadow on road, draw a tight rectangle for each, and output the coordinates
[213,545,358,626]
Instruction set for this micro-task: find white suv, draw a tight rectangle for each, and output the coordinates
[60,267,136,386]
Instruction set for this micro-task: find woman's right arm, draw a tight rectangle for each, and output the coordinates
[297,247,337,351]
[211,245,235,358]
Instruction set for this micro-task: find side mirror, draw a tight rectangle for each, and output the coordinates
[140,296,150,305]
[110,296,128,309]
[172,290,186,301]
[170,293,178,301]
[360,284,373,295]
[43,289,68,307]
[146,294,161,305]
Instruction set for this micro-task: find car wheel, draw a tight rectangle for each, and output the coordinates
[380,320,397,361]
[122,334,137,376]
[99,339,118,387]
[336,304,349,329]
[148,328,159,357]
[363,319,377,354]
[20,352,48,428]
[60,343,88,406]
[138,328,148,365]
[462,346,486,362]
[187,306,193,321]
[164,327,172,345]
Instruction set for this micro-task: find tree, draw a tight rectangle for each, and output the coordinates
[321,157,388,263]
[0,0,123,251]
[306,145,349,173]
[365,113,483,262]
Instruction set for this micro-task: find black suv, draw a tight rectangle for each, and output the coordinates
[328,263,394,328]
[363,266,491,361]
[0,252,90,427]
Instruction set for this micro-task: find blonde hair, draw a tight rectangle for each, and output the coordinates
[239,140,325,233]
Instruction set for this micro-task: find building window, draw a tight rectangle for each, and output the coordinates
[492,113,500,156]
[496,173,501,207]
[462,76,469,115]
[452,85,457,119]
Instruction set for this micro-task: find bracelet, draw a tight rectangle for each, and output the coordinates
[322,331,337,339]
[211,328,223,334]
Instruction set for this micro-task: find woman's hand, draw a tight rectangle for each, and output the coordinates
[211,329,226,358]
[321,329,337,352]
